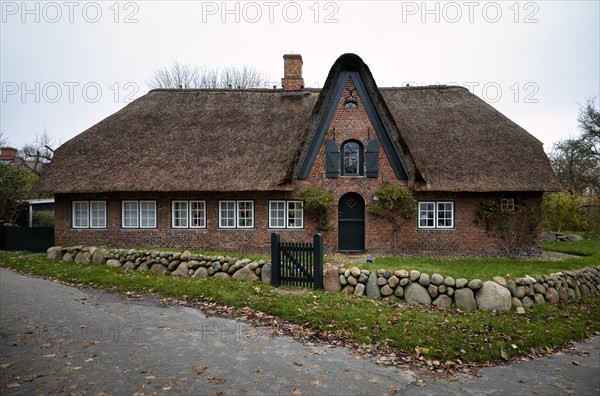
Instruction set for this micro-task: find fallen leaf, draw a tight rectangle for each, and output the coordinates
[500,348,509,361]
[572,361,580,366]
[192,366,208,375]
[0,363,14,368]
[208,376,226,385]
[6,383,20,389]
[416,379,426,387]
[43,354,56,359]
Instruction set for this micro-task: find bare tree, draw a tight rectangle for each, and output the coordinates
[577,96,600,160]
[0,130,8,146]
[19,129,55,176]
[147,60,268,89]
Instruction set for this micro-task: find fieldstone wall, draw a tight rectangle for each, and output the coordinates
[327,266,600,311]
[47,246,600,312]
[47,246,271,283]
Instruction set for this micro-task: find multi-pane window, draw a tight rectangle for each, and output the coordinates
[219,201,236,228]
[73,201,106,229]
[418,201,454,229]
[342,141,363,176]
[172,200,206,228]
[237,201,254,228]
[122,200,156,228]
[501,198,515,210]
[90,201,107,228]
[219,201,254,228]
[269,201,304,229]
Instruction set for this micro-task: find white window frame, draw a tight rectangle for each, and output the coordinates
[140,201,157,228]
[219,200,254,229]
[90,201,107,229]
[72,201,107,229]
[237,200,254,229]
[122,200,157,229]
[269,200,286,229]
[189,201,206,228]
[501,198,515,210]
[268,200,304,229]
[219,201,236,229]
[72,201,89,229]
[418,201,454,229]
[172,200,189,228]
[172,200,206,229]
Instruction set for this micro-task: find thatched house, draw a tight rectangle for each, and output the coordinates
[37,53,560,257]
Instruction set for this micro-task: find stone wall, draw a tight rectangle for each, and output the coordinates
[47,246,270,283]
[47,246,600,312]
[326,266,600,311]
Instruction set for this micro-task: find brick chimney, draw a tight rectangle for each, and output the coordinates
[0,147,18,163]
[281,54,304,91]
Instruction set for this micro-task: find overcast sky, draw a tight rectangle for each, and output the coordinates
[1,1,598,152]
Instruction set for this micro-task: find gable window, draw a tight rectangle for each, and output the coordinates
[73,201,107,229]
[269,200,304,229]
[344,100,358,109]
[418,201,454,229]
[219,200,254,229]
[122,200,156,229]
[341,140,363,176]
[172,200,206,229]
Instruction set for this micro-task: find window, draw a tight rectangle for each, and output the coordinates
[219,200,254,229]
[344,100,358,109]
[73,201,106,229]
[219,201,254,228]
[418,201,454,229]
[269,200,304,229]
[501,198,515,210]
[237,201,254,228]
[172,200,206,228]
[73,201,89,228]
[341,140,363,176]
[219,201,236,228]
[122,200,156,228]
[90,201,107,228]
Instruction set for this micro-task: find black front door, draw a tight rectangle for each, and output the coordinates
[338,192,365,252]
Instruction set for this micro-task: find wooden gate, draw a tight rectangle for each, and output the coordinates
[270,233,323,290]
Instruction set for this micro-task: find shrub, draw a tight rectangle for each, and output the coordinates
[298,186,334,231]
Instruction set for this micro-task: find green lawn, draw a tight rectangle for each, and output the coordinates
[350,239,599,280]
[1,239,599,364]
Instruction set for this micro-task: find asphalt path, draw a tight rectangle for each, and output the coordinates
[1,267,598,395]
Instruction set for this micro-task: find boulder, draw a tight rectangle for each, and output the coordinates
[418,273,431,287]
[324,268,342,292]
[476,281,511,311]
[380,285,394,296]
[395,269,409,278]
[47,247,63,260]
[468,279,483,290]
[443,276,456,287]
[350,267,361,277]
[232,265,259,282]
[150,263,168,274]
[193,267,209,279]
[428,285,439,298]
[172,262,190,277]
[106,259,122,268]
[74,251,92,264]
[432,295,453,309]
[430,273,444,286]
[91,248,108,265]
[365,272,382,298]
[180,251,192,261]
[404,283,431,306]
[545,287,560,303]
[493,276,507,288]
[354,283,365,297]
[409,270,421,281]
[511,297,523,308]
[522,296,534,309]
[341,285,354,294]
[455,278,468,289]
[506,279,517,296]
[454,288,477,310]
[566,234,584,241]
[214,272,231,279]
[541,231,557,242]
[137,262,149,272]
[387,275,399,288]
[394,286,404,298]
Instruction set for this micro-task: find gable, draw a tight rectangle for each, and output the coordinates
[298,71,408,180]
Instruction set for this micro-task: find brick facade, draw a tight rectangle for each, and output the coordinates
[53,76,545,257]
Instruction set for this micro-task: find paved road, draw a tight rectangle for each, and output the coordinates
[1,267,598,395]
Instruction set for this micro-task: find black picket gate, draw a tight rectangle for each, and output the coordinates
[270,233,323,290]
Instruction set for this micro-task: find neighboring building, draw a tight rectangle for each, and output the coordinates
[0,147,18,164]
[37,54,560,256]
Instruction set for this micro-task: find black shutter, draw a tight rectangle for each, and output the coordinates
[366,139,379,178]
[326,140,339,178]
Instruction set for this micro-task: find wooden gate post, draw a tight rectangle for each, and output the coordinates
[313,233,324,290]
[271,232,281,287]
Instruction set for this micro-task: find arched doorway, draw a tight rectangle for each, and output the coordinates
[338,192,365,252]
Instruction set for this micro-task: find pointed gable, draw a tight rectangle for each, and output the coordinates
[297,54,412,181]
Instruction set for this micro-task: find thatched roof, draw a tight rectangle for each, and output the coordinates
[381,86,561,192]
[38,53,560,194]
[39,89,319,193]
